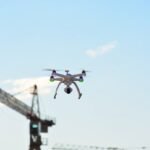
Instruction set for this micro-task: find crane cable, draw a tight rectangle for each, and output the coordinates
[13,85,36,96]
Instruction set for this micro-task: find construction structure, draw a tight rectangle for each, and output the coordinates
[0,85,149,150]
[52,144,150,150]
[0,85,55,150]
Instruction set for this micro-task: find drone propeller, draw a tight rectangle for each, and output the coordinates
[80,68,91,72]
[81,69,91,74]
[81,69,91,77]
[43,69,61,72]
[82,70,91,73]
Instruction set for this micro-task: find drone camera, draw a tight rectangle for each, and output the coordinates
[64,87,73,94]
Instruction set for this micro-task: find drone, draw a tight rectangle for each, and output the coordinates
[44,69,88,99]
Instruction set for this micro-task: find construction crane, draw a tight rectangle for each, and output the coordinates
[0,85,55,150]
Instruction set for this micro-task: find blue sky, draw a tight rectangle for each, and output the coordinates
[0,0,150,149]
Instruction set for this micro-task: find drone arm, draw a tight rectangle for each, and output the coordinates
[53,78,62,81]
[54,73,66,78]
[73,78,82,82]
[72,74,83,78]
[72,81,82,99]
[54,81,63,99]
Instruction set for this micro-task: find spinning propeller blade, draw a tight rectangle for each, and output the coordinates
[81,69,91,72]
[43,69,61,72]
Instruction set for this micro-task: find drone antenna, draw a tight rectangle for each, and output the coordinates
[65,70,69,74]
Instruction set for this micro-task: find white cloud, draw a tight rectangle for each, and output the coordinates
[86,41,117,58]
[0,76,56,100]
[86,49,98,58]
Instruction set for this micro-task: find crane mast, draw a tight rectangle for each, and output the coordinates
[0,85,55,150]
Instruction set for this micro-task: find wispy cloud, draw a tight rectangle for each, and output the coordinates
[0,76,56,100]
[86,41,118,58]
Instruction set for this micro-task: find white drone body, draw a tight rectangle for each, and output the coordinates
[45,69,87,99]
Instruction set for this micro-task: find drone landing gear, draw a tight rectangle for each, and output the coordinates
[78,93,82,99]
[72,81,82,100]
[54,93,57,99]
[53,81,62,99]
[53,81,82,99]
